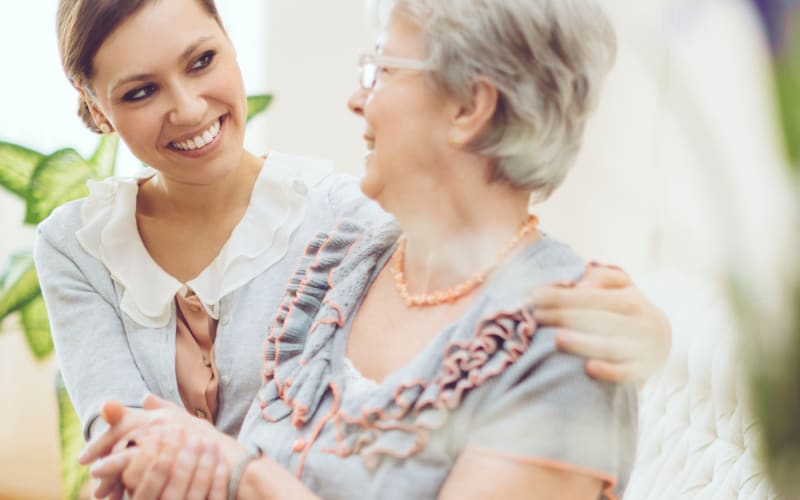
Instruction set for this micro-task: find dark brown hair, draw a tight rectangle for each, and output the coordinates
[56,0,224,132]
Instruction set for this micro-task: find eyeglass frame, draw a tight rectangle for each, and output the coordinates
[357,52,429,90]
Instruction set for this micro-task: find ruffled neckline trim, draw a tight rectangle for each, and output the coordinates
[75,151,333,328]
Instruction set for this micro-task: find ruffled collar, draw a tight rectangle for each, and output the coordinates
[76,151,333,328]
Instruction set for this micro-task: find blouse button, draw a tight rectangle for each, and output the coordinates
[293,179,308,195]
[195,409,207,419]
[221,314,230,325]
[292,437,306,452]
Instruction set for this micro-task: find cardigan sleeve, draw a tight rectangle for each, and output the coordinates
[34,213,150,441]
[325,174,389,227]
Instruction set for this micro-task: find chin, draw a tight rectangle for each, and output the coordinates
[359,171,383,202]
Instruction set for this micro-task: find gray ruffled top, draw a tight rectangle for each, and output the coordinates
[238,220,637,500]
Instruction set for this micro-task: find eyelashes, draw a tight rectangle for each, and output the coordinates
[120,50,218,103]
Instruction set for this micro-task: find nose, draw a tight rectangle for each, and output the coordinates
[168,82,207,126]
[347,87,368,117]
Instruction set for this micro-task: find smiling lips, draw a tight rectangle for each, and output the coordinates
[364,134,375,150]
[169,117,222,151]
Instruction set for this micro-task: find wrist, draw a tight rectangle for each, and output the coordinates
[236,456,271,499]
[227,446,263,500]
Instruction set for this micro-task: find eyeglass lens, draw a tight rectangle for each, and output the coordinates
[360,63,377,89]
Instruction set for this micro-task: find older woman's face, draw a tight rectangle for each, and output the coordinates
[89,0,248,185]
[347,12,453,211]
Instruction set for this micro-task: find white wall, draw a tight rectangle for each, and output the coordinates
[262,1,376,174]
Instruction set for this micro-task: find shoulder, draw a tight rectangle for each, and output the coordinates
[483,233,586,312]
[36,197,85,246]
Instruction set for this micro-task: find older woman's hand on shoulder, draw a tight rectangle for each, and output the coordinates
[530,263,672,385]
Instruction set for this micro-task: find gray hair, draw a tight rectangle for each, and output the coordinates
[368,0,616,199]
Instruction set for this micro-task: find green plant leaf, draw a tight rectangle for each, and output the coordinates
[55,372,89,500]
[0,252,40,322]
[20,296,53,360]
[89,134,120,178]
[246,94,273,122]
[0,141,45,199]
[25,148,94,225]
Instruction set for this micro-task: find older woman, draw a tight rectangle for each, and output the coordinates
[82,0,636,499]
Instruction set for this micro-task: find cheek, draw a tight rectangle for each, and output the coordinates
[112,110,157,146]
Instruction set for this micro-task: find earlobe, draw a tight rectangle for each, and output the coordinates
[450,77,499,146]
[78,88,115,134]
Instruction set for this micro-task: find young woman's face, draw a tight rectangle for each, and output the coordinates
[89,0,248,185]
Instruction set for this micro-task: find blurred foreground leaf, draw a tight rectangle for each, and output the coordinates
[246,94,273,122]
[0,253,40,323]
[733,274,800,494]
[56,372,89,500]
[21,296,53,360]
[25,148,93,224]
[0,141,44,199]
[89,134,120,179]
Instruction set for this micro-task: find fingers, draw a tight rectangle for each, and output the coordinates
[160,437,202,500]
[535,308,637,338]
[585,359,641,383]
[108,484,125,500]
[555,330,636,363]
[531,287,639,316]
[80,410,144,465]
[208,462,230,500]
[129,428,182,500]
[186,441,220,500]
[142,393,178,411]
[579,264,631,289]
[90,448,137,486]
[120,431,163,493]
[101,401,127,426]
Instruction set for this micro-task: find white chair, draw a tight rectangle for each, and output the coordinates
[626,272,780,499]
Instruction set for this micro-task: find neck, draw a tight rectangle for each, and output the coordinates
[140,151,262,220]
[395,174,534,295]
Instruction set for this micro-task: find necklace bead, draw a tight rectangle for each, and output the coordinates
[391,214,539,308]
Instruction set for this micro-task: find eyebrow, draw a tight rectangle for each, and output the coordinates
[109,35,216,93]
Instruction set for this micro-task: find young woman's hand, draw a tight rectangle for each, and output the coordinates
[531,263,671,384]
[89,422,229,500]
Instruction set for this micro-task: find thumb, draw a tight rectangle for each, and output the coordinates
[578,262,631,289]
[142,393,177,411]
[100,400,128,425]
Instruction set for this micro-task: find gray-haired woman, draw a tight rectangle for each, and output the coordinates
[82,0,645,498]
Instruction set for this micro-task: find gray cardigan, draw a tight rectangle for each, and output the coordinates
[34,168,384,440]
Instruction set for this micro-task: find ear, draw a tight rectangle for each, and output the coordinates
[77,86,115,133]
[447,76,498,146]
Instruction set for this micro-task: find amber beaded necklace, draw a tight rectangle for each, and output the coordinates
[390,214,539,308]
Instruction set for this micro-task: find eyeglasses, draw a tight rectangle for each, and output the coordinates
[358,52,428,90]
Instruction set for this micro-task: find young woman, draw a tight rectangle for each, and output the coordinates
[41,0,667,495]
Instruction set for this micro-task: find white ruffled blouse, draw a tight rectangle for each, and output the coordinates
[75,151,334,328]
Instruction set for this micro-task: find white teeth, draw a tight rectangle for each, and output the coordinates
[171,119,221,151]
